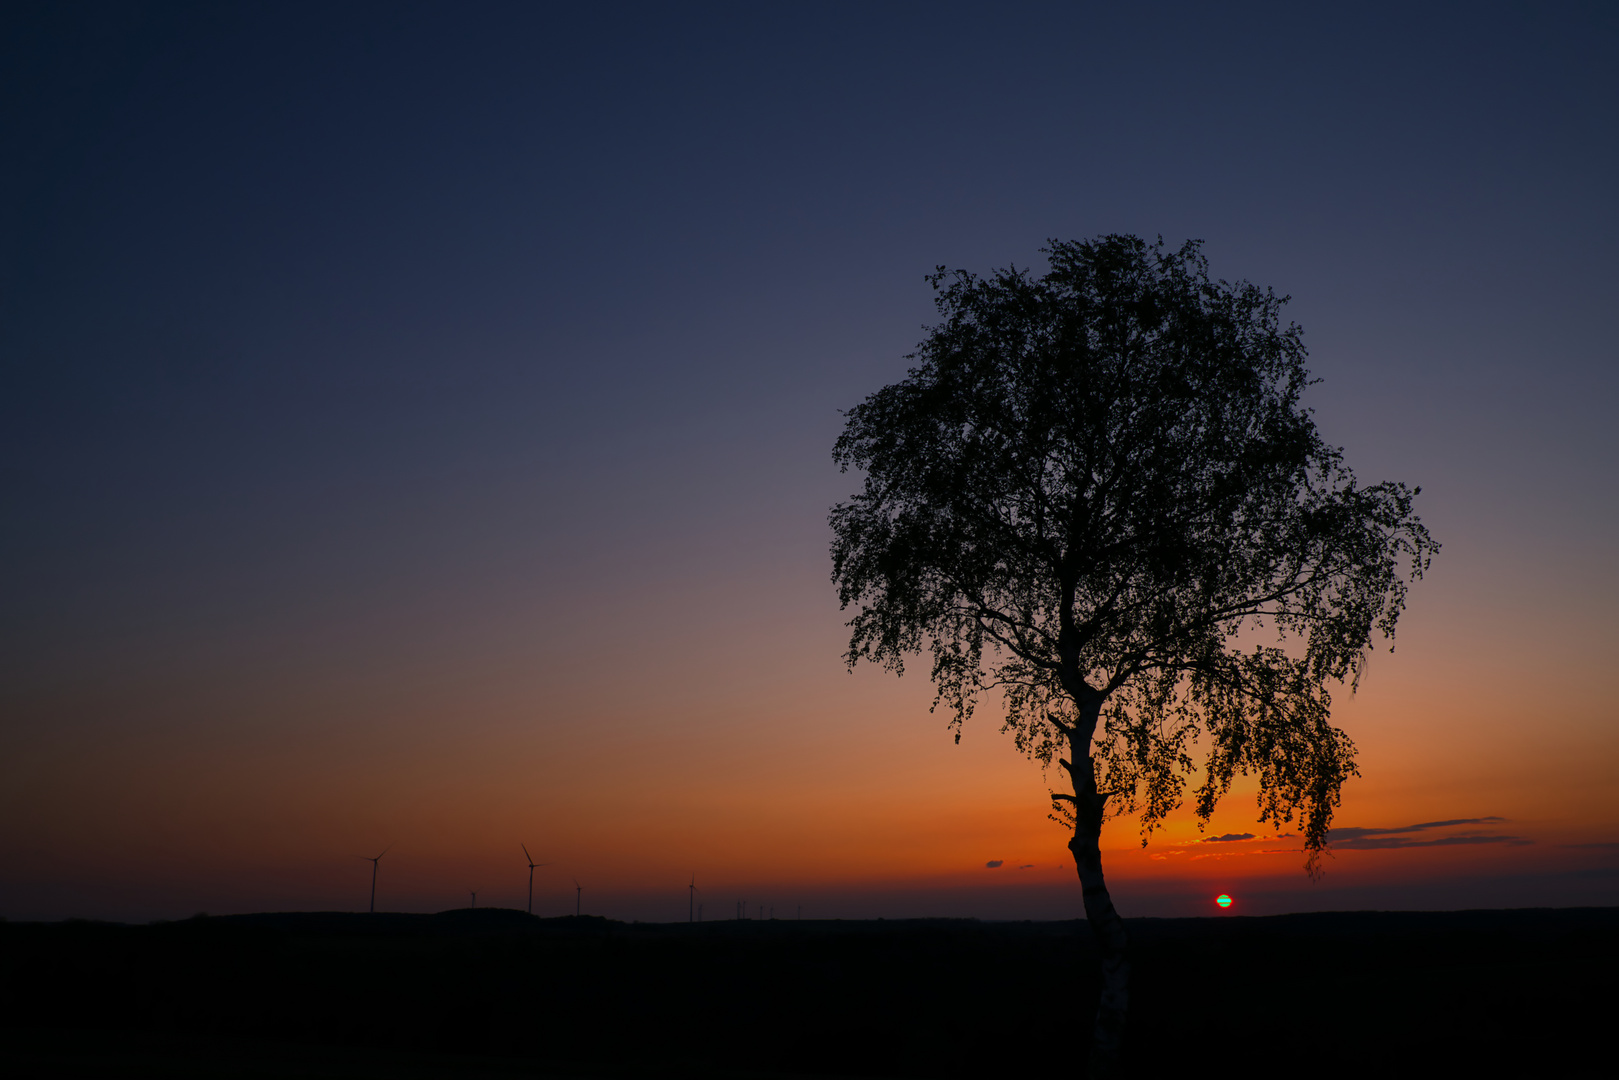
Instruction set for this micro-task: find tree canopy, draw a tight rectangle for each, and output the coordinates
[830,235,1436,872]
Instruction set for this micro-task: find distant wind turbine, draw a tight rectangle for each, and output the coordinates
[573,877,582,917]
[360,846,391,914]
[521,844,550,916]
[469,888,479,909]
[688,874,700,923]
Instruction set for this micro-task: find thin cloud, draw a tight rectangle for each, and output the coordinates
[1563,841,1619,849]
[1189,847,1294,860]
[1323,817,1527,850]
[1327,817,1506,843]
[985,860,1003,868]
[1248,818,1527,853]
[1016,863,1034,869]
[1202,832,1256,843]
[1334,834,1530,850]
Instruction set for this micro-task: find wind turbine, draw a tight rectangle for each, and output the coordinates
[573,877,582,917]
[688,874,700,923]
[360,845,391,914]
[469,888,479,909]
[521,844,550,915]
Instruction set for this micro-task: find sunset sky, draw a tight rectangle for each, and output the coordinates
[3,2,1615,923]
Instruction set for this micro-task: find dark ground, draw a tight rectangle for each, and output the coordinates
[2,907,1614,1078]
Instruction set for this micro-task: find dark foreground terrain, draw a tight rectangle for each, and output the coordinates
[3,907,1614,1078]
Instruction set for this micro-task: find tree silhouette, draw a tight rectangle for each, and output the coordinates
[829,235,1436,1076]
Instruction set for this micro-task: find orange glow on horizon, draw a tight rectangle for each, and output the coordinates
[3,556,1615,923]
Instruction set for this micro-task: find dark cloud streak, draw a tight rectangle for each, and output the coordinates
[1325,817,1527,850]
[1329,817,1506,842]
[1334,834,1530,850]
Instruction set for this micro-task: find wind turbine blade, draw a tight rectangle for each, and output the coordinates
[521,843,533,863]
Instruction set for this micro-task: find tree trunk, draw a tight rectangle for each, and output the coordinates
[1068,696,1129,1078]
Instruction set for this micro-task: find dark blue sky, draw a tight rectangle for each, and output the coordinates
[3,2,1616,920]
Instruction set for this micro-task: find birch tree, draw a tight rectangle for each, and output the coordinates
[828,235,1437,1077]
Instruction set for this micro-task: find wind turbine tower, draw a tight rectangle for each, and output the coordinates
[573,878,582,917]
[521,844,550,916]
[362,846,390,914]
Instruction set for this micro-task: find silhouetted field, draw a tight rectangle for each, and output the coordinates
[3,907,1614,1078]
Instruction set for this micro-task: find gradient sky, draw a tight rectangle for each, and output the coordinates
[3,2,1616,923]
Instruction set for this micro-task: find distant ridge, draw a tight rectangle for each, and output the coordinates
[124,905,1619,939]
[209,908,608,936]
